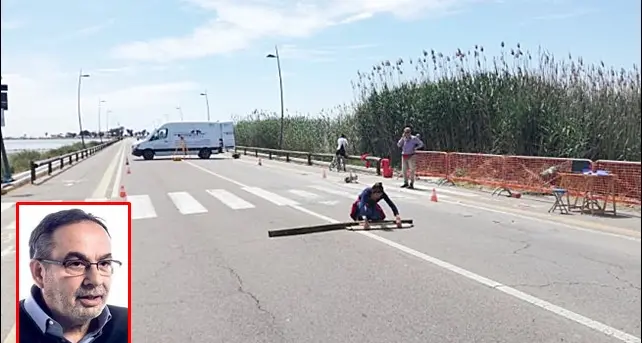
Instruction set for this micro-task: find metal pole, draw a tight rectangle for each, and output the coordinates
[98,99,104,143]
[204,93,211,121]
[275,45,285,150]
[77,69,86,148]
[0,109,13,183]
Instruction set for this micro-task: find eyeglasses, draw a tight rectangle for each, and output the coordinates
[37,258,122,276]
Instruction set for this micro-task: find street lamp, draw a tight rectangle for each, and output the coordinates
[105,110,112,138]
[98,99,106,143]
[266,45,285,150]
[77,69,90,148]
[199,91,211,121]
[176,106,184,121]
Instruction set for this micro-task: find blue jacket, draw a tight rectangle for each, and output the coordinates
[358,187,399,216]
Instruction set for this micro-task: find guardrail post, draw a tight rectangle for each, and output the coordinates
[60,158,64,170]
[307,153,312,165]
[48,162,53,175]
[269,151,273,160]
[75,153,79,162]
[376,159,381,176]
[286,153,290,162]
[254,150,258,157]
[68,155,72,164]
[30,161,37,183]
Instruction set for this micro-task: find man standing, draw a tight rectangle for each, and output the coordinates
[397,126,424,189]
[20,208,128,343]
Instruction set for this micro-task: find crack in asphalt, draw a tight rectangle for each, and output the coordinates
[226,266,278,322]
[512,241,532,254]
[607,269,642,291]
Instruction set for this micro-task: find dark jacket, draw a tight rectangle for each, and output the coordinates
[19,299,128,343]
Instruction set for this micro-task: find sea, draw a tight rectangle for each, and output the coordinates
[3,138,103,155]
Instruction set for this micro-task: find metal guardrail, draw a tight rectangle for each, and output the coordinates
[235,146,383,175]
[29,138,122,183]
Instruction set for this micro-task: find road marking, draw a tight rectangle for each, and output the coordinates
[2,324,15,343]
[308,185,356,199]
[1,221,15,259]
[167,192,208,214]
[185,161,642,343]
[85,198,108,202]
[128,195,158,220]
[110,140,128,199]
[242,187,299,206]
[1,202,15,214]
[92,140,126,199]
[206,189,255,210]
[319,200,340,205]
[288,189,320,200]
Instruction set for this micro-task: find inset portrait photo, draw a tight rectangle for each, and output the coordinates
[16,202,130,343]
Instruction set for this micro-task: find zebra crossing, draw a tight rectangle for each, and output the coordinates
[0,183,429,222]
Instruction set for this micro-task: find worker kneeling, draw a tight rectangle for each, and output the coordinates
[350,182,402,230]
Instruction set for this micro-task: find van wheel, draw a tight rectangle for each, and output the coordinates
[142,149,155,160]
[198,148,212,159]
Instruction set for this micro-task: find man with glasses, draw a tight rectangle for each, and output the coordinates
[19,208,128,343]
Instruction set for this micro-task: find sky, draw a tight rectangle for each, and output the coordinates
[1,0,640,137]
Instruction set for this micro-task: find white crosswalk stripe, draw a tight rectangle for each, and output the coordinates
[1,202,15,214]
[128,195,157,220]
[168,192,208,215]
[288,189,320,200]
[242,187,299,206]
[207,189,255,210]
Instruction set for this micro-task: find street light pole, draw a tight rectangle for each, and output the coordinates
[199,91,210,121]
[105,110,111,138]
[266,45,285,150]
[98,99,105,143]
[176,106,184,121]
[77,69,90,148]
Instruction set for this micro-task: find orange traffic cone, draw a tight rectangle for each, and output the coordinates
[258,158,262,166]
[119,186,127,199]
[126,166,131,174]
[430,188,438,202]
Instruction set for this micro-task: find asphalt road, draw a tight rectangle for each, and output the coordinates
[2,139,641,343]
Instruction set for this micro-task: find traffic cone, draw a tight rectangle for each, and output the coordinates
[258,158,262,166]
[125,157,129,166]
[430,188,438,202]
[322,169,327,179]
[126,166,131,174]
[119,186,127,199]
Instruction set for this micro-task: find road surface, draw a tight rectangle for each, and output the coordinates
[1,138,640,343]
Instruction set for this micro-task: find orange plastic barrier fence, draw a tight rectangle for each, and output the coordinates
[594,160,642,205]
[415,151,449,178]
[409,151,641,206]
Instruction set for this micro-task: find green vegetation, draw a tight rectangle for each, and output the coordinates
[234,42,641,166]
[1,141,102,176]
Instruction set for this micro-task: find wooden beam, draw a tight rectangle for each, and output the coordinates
[268,219,414,238]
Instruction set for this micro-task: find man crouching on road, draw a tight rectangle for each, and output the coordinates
[350,182,402,230]
[20,209,128,343]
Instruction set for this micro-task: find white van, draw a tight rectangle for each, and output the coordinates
[131,121,236,160]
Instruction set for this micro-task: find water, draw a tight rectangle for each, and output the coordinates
[3,138,102,155]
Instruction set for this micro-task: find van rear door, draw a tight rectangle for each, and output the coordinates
[221,122,235,149]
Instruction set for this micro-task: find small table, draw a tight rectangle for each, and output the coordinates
[558,173,617,216]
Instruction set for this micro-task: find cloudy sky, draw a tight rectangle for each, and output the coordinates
[1,0,640,137]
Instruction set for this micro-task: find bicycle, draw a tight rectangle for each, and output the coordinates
[329,154,347,172]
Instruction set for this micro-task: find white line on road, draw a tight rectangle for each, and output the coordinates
[92,140,126,199]
[308,185,357,199]
[128,195,158,220]
[85,198,108,202]
[1,221,15,259]
[110,141,128,199]
[242,187,299,206]
[288,189,320,200]
[185,160,642,343]
[167,192,208,214]
[206,189,255,210]
[1,202,15,214]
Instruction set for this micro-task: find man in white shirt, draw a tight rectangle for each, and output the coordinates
[335,134,348,172]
